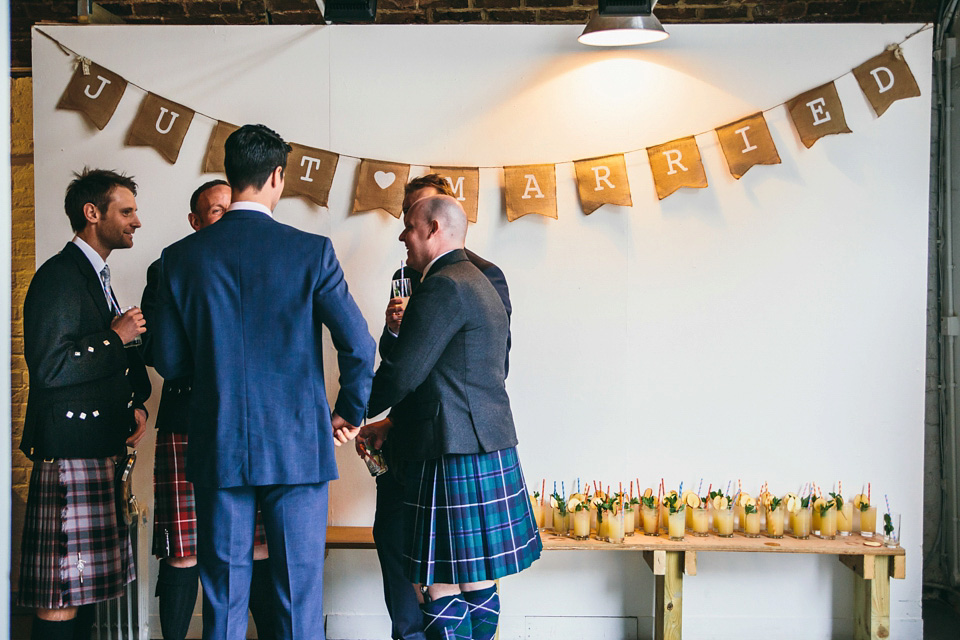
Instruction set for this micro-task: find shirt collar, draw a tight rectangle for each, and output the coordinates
[420,249,457,282]
[72,236,106,275]
[228,201,274,217]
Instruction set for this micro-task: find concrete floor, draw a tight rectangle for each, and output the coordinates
[923,596,960,639]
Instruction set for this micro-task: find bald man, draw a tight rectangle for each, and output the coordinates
[365,196,541,640]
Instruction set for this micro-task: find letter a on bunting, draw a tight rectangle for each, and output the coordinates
[574,154,632,214]
[786,82,851,149]
[353,160,410,218]
[430,167,480,223]
[283,143,339,207]
[57,61,127,131]
[852,47,921,118]
[504,164,558,221]
[647,137,707,200]
[203,121,240,174]
[126,93,195,164]
[715,112,781,180]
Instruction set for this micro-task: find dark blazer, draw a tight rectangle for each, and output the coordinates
[368,249,517,460]
[21,241,151,460]
[153,209,376,488]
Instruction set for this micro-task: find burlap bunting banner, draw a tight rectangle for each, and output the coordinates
[504,164,558,221]
[647,137,708,200]
[283,143,339,207]
[716,112,781,180]
[786,82,852,149]
[430,167,480,223]
[353,160,410,218]
[56,61,127,131]
[203,121,239,174]
[126,92,195,164]
[574,154,632,214]
[853,48,921,118]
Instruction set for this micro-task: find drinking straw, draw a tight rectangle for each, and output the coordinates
[578,478,581,494]
[630,481,634,499]
[868,483,871,504]
[885,494,891,515]
[541,479,545,505]
[839,480,842,498]
[637,478,641,499]
[562,481,565,501]
[553,481,557,497]
[400,260,404,281]
[697,478,703,496]
[619,482,623,500]
[726,481,731,496]
[738,479,742,495]
[707,484,712,499]
[678,481,683,499]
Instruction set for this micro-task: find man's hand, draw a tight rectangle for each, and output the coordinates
[111,307,146,345]
[127,408,147,448]
[384,297,407,334]
[355,418,393,457]
[331,412,361,447]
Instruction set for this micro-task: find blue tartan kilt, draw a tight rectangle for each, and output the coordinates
[403,446,542,585]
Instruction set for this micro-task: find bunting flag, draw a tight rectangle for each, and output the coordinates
[786,82,852,149]
[574,154,632,214]
[504,164,558,221]
[715,112,781,180]
[430,167,480,223]
[853,47,921,118]
[203,121,239,174]
[282,143,339,207]
[56,61,127,130]
[647,137,708,200]
[353,159,410,218]
[126,92,195,164]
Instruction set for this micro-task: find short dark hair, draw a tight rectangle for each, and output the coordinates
[405,173,455,198]
[64,168,138,233]
[223,124,291,193]
[190,179,230,214]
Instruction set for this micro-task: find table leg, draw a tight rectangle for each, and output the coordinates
[849,556,891,640]
[654,551,683,640]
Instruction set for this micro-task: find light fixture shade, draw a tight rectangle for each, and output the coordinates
[578,13,669,47]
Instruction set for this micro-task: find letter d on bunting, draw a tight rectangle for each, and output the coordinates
[647,136,707,200]
[852,48,921,118]
[56,62,127,131]
[574,154,632,214]
[282,143,340,207]
[504,164,557,221]
[126,93,195,164]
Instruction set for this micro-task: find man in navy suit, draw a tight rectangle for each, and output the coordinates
[153,124,376,640]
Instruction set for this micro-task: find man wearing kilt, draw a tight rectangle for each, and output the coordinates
[17,169,151,640]
[364,194,541,640]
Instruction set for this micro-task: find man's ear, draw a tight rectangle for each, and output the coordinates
[187,212,201,232]
[428,219,440,237]
[270,166,284,189]
[82,202,100,226]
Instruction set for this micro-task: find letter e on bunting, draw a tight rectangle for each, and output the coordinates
[56,61,127,130]
[573,154,632,214]
[126,93,195,164]
[852,47,921,118]
[647,137,707,200]
[283,143,339,207]
[504,164,557,221]
[786,82,851,149]
[203,121,239,174]
[430,167,479,223]
[716,112,781,180]
[354,160,410,218]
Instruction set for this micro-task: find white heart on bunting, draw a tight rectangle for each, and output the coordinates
[374,171,396,189]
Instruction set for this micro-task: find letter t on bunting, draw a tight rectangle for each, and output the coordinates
[283,143,339,207]
[716,112,781,180]
[125,93,195,164]
[429,167,480,223]
[503,164,557,221]
[852,47,921,118]
[786,82,851,149]
[574,154,633,214]
[56,61,127,131]
[203,121,239,174]
[353,160,410,218]
[646,137,707,200]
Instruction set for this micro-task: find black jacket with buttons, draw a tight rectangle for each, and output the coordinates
[20,242,151,460]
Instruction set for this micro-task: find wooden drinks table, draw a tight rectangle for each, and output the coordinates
[325,526,905,640]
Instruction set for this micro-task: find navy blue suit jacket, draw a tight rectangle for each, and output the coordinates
[153,209,376,488]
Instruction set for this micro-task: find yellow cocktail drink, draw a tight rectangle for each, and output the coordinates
[608,512,625,543]
[530,497,544,529]
[553,509,568,535]
[668,510,685,541]
[691,507,709,536]
[623,507,636,536]
[837,502,853,536]
[819,505,837,539]
[572,509,590,539]
[715,509,734,537]
[743,511,760,537]
[766,506,784,538]
[860,506,877,537]
[793,507,812,539]
[642,506,659,536]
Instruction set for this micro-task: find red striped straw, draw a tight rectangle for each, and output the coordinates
[629,481,633,499]
[541,479,545,505]
[707,484,712,498]
[868,483,871,504]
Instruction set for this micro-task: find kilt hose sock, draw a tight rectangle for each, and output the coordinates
[155,562,199,640]
[72,604,96,640]
[420,594,472,640]
[248,558,277,640]
[462,585,500,640]
[31,618,74,640]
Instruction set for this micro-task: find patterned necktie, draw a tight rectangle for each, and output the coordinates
[99,265,119,315]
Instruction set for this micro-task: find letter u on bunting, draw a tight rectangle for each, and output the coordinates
[786,82,851,149]
[574,154,632,214]
[647,136,707,200]
[283,143,339,207]
[716,112,781,180]
[430,167,479,223]
[852,47,921,118]
[203,121,239,174]
[126,93,195,164]
[57,61,127,131]
[353,160,410,218]
[504,164,558,221]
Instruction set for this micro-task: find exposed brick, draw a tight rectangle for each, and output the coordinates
[269,9,325,22]
[696,5,750,19]
[431,8,484,20]
[95,3,136,18]
[538,8,591,21]
[421,0,470,8]
[134,1,187,18]
[378,0,419,9]
[264,0,317,11]
[652,6,698,21]
[474,0,522,9]
[526,0,576,8]
[486,8,537,20]
[806,2,858,18]
[752,1,806,19]
[857,1,913,19]
[377,9,429,22]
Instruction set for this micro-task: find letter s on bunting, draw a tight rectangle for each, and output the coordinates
[56,62,127,131]
[852,48,921,118]
[125,93,195,164]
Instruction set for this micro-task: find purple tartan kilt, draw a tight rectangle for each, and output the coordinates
[17,458,134,609]
[153,432,267,558]
[403,446,542,585]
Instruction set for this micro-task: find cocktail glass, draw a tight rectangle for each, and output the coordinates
[668,509,685,541]
[530,497,543,529]
[642,506,660,536]
[819,504,838,540]
[883,512,901,548]
[691,506,710,537]
[766,505,784,538]
[860,506,877,538]
[623,506,636,536]
[715,508,734,537]
[743,511,761,538]
[793,506,812,539]
[553,509,568,535]
[837,501,854,536]
[572,509,590,540]
[608,511,625,544]
[812,504,822,537]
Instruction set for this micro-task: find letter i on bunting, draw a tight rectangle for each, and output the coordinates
[647,137,707,200]
[503,164,557,221]
[56,61,127,130]
[353,160,410,218]
[786,82,851,149]
[430,167,479,223]
[283,143,339,207]
[716,112,781,180]
[574,154,632,215]
[126,93,195,164]
[203,121,239,174]
[852,47,921,118]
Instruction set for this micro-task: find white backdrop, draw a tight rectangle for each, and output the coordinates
[32,24,930,639]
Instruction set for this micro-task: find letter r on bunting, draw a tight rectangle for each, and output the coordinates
[574,154,632,214]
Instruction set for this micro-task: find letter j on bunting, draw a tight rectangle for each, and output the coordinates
[56,61,127,131]
[786,81,851,149]
[715,112,781,180]
[283,143,339,207]
[573,154,632,214]
[430,167,480,223]
[203,121,239,174]
[647,136,707,200]
[504,164,557,221]
[125,93,195,164]
[852,47,921,118]
[353,160,410,218]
